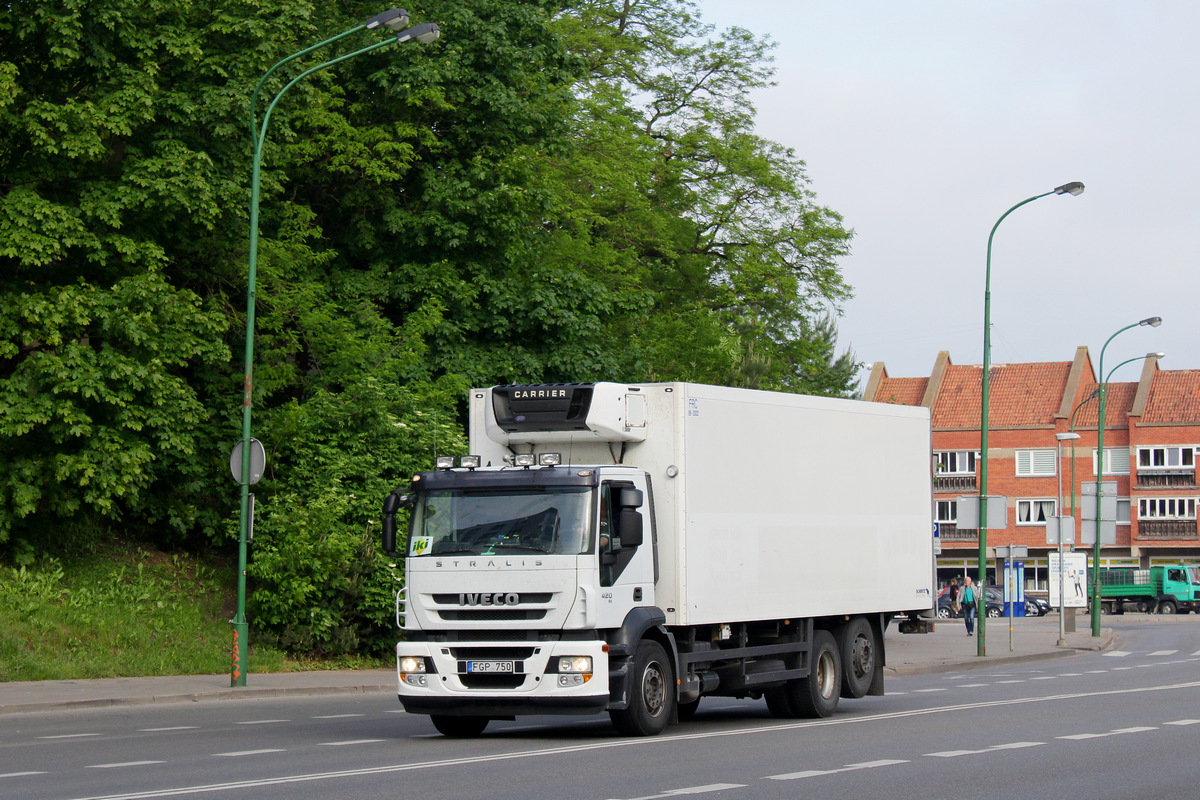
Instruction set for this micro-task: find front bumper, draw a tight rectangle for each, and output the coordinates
[395,638,611,718]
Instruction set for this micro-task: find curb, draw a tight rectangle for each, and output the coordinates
[884,629,1116,677]
[0,682,398,716]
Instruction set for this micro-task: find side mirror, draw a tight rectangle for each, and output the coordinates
[617,508,643,548]
[616,488,643,509]
[380,491,411,555]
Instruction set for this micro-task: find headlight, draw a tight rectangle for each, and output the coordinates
[399,656,426,674]
[558,656,591,673]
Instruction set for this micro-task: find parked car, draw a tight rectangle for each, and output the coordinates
[936,585,1004,618]
[1025,595,1051,616]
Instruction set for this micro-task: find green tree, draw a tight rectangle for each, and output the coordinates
[541,0,857,392]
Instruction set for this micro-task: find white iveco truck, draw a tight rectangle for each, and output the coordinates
[380,382,934,737]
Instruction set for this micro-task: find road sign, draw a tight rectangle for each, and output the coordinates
[230,438,266,485]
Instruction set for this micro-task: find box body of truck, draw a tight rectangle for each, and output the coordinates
[1097,565,1200,614]
[383,382,935,737]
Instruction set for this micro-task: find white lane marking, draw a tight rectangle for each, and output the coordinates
[1149,650,1178,656]
[958,683,989,688]
[1059,726,1157,740]
[60,679,1200,800]
[1103,650,1132,657]
[996,680,1025,684]
[768,759,907,780]
[39,733,102,739]
[1031,676,1057,680]
[1059,673,1082,677]
[608,783,747,799]
[213,749,286,758]
[318,740,385,747]
[1165,719,1200,726]
[1,772,47,778]
[1084,670,1108,674]
[927,742,1042,757]
[235,719,289,725]
[914,688,946,693]
[139,727,198,732]
[88,762,166,769]
[312,714,364,719]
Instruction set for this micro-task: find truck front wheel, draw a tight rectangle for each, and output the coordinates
[610,640,675,736]
[1158,600,1177,615]
[430,715,489,738]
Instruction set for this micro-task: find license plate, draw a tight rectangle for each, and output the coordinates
[466,660,514,673]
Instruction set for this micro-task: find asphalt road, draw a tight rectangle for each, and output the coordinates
[2,618,1198,800]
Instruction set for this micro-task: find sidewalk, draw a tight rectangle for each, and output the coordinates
[884,613,1113,675]
[0,615,1113,715]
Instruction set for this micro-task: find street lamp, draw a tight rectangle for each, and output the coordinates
[1066,352,1163,552]
[1091,325,1161,637]
[978,181,1084,656]
[233,10,442,687]
[1054,431,1080,645]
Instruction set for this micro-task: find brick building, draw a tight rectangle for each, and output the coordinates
[863,348,1200,591]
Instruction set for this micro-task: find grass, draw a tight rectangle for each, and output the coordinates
[0,540,386,682]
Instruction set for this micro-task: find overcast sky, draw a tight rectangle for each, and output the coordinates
[695,0,1197,384]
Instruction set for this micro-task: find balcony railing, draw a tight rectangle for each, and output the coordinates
[934,475,978,493]
[1135,470,1196,490]
[1135,519,1199,539]
[938,523,978,542]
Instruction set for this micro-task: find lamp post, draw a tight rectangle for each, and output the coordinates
[1066,353,1162,529]
[978,181,1084,656]
[233,10,441,687]
[1054,431,1080,645]
[1091,327,1161,637]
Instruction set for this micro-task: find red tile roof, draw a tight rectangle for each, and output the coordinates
[871,376,927,407]
[1142,370,1200,423]
[1070,381,1136,428]
[926,362,1072,428]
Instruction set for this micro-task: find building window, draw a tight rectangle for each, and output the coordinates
[1090,448,1130,475]
[1137,446,1196,469]
[1016,450,1056,477]
[935,451,977,475]
[1117,498,1131,525]
[935,500,957,523]
[1137,497,1197,520]
[1017,499,1056,525]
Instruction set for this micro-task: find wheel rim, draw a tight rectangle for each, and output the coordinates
[815,649,837,699]
[641,660,667,717]
[849,635,872,679]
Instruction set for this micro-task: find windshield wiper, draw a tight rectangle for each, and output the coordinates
[487,543,551,554]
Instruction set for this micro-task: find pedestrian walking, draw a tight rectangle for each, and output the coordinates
[961,576,977,635]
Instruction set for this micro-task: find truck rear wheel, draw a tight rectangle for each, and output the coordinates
[788,630,841,718]
[430,715,489,738]
[610,640,675,736]
[838,618,875,699]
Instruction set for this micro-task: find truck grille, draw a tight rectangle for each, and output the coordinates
[438,609,547,621]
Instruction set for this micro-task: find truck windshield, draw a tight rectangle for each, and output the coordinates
[408,487,592,557]
[1188,567,1200,585]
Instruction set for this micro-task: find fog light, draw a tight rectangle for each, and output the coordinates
[459,455,481,469]
[558,674,586,687]
[403,674,428,687]
[435,456,455,469]
[514,453,536,467]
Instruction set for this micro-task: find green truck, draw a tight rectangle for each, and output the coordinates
[1097,565,1200,614]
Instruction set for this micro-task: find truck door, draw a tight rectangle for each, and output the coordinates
[596,479,655,628]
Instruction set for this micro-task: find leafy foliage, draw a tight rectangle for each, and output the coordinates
[0,0,860,658]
